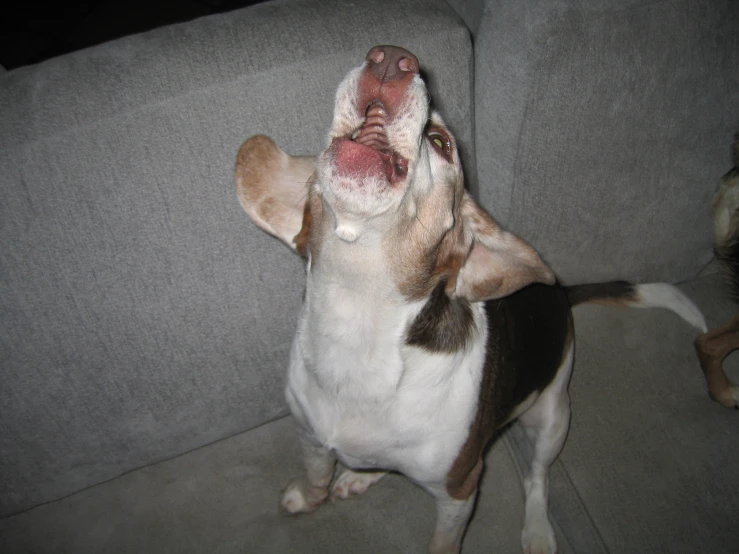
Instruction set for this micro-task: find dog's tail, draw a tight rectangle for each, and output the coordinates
[564,281,707,333]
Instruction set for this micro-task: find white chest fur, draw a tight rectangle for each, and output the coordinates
[285,249,487,482]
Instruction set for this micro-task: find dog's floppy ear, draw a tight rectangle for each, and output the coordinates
[453,194,555,301]
[235,135,315,252]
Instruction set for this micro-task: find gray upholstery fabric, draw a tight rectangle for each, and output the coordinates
[3,0,738,551]
[473,0,739,284]
[445,0,485,38]
[0,417,573,554]
[0,0,474,516]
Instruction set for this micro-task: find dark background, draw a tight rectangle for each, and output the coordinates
[0,0,265,70]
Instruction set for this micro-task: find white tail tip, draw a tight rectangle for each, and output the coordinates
[635,283,707,333]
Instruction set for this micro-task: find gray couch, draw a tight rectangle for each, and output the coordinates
[1,0,737,552]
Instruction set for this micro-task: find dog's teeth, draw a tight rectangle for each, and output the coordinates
[351,102,390,149]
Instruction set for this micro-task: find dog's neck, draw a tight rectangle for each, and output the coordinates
[300,212,420,354]
[300,238,419,398]
[307,230,402,304]
[306,197,403,297]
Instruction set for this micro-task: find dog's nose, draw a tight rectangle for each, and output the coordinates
[366,45,419,82]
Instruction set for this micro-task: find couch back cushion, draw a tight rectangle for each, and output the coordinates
[472,0,739,284]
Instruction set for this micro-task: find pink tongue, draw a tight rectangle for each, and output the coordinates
[354,103,389,151]
[334,140,392,181]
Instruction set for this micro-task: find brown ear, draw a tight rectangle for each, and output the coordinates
[235,135,315,251]
[453,194,555,301]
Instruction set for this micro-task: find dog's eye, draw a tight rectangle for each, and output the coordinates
[428,132,449,152]
[427,128,452,162]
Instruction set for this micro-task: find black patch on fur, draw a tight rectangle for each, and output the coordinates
[564,280,636,307]
[406,280,475,353]
[481,284,571,428]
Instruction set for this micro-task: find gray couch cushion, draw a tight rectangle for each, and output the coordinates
[0,0,474,516]
[0,417,573,554]
[473,0,739,284]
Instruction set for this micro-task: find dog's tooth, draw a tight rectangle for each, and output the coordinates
[364,104,387,126]
[364,116,385,128]
[355,128,389,149]
[365,102,385,114]
[353,101,391,150]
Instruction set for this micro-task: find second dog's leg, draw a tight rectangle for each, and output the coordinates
[280,431,336,514]
[695,314,739,408]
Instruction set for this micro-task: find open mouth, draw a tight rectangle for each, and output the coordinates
[328,45,423,187]
[332,101,409,185]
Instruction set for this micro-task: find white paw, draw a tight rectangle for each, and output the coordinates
[330,469,384,501]
[730,385,739,407]
[712,383,739,409]
[280,480,328,514]
[522,518,557,554]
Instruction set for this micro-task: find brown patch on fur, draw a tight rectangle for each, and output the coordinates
[294,188,314,258]
[236,136,280,207]
[384,174,554,304]
[446,285,572,500]
[235,135,314,251]
[385,169,467,301]
[460,242,552,301]
[447,457,482,500]
[453,196,555,302]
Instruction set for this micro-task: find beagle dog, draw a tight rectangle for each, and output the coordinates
[695,134,739,409]
[235,46,706,554]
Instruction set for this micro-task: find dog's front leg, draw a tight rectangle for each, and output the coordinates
[425,483,478,554]
[330,468,386,500]
[280,430,336,514]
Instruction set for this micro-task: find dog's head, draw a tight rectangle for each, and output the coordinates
[236,46,554,302]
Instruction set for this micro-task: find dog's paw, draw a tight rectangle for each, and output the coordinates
[729,384,739,409]
[711,383,739,409]
[330,469,385,501]
[279,480,329,515]
[522,518,557,554]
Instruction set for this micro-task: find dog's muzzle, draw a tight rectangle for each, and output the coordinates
[330,46,420,185]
